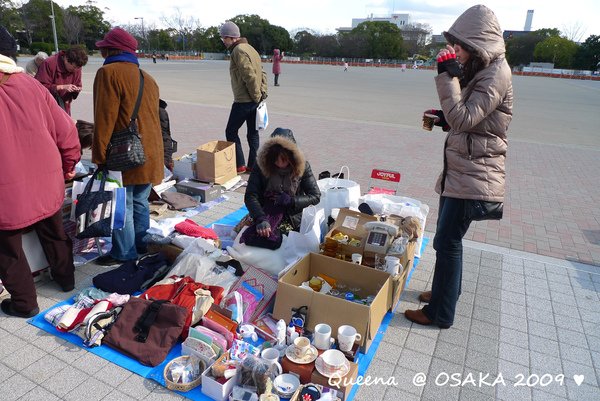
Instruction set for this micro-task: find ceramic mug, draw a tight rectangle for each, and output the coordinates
[337,325,362,352]
[261,347,283,375]
[313,323,335,350]
[351,253,363,265]
[293,336,311,358]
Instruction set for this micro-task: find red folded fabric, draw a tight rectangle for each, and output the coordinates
[174,219,219,240]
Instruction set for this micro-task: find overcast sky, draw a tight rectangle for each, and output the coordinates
[56,1,599,41]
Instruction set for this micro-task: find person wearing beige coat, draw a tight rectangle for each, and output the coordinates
[405,5,513,329]
[91,27,164,266]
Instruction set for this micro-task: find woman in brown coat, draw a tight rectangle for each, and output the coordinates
[405,5,513,329]
[91,27,164,266]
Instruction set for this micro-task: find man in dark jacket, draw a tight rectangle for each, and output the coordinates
[242,128,320,248]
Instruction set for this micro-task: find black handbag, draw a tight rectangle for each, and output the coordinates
[74,167,113,239]
[466,200,503,221]
[105,70,146,171]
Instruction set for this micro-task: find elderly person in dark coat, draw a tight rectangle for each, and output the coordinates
[92,27,164,266]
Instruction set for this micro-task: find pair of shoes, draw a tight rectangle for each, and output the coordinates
[237,166,247,173]
[95,255,123,267]
[274,83,280,86]
[404,308,451,329]
[419,290,432,303]
[1,299,40,318]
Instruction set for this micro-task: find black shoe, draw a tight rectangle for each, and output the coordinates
[1,299,40,318]
[95,255,123,266]
[60,284,75,292]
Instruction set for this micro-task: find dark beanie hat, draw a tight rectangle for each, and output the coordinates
[95,27,137,53]
[0,26,17,55]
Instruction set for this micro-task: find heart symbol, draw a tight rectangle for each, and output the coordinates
[574,375,584,386]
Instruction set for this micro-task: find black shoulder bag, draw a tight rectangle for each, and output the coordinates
[105,70,146,171]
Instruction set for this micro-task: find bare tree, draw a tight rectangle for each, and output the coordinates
[63,11,83,44]
[562,22,586,43]
[161,8,201,52]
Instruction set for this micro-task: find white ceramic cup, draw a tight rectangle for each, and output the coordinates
[293,336,311,358]
[337,325,362,352]
[313,323,335,350]
[261,347,283,375]
[385,256,401,275]
[351,253,363,265]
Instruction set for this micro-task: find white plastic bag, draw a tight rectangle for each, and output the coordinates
[256,101,268,131]
[316,166,360,220]
[283,206,324,269]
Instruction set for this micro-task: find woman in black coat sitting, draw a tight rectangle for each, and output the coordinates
[240,128,321,249]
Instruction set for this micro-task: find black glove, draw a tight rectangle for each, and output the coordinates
[437,53,462,78]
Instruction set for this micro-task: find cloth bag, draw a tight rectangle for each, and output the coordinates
[316,166,361,220]
[256,101,269,131]
[103,297,187,367]
[105,70,146,171]
[196,140,237,184]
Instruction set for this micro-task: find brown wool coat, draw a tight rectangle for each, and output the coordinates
[434,5,513,202]
[92,62,164,186]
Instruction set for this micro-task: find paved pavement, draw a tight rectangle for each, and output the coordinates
[0,58,598,400]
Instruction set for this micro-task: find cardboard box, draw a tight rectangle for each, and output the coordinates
[196,141,237,184]
[147,243,183,264]
[272,253,392,352]
[175,179,222,203]
[281,355,317,384]
[310,361,358,401]
[201,353,239,401]
[363,241,417,309]
[325,208,378,260]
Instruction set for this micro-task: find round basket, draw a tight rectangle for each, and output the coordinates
[163,355,204,392]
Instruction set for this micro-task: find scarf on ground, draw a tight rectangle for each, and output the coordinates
[103,52,139,66]
[0,54,24,73]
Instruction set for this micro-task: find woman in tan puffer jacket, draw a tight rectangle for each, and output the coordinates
[405,5,513,329]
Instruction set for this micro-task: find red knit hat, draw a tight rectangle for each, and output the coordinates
[95,27,137,53]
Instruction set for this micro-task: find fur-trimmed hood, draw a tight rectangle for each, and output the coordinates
[256,133,306,178]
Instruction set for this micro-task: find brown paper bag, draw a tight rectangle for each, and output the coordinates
[195,141,237,184]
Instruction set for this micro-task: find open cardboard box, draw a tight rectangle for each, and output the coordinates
[363,240,417,309]
[325,208,378,260]
[273,253,392,352]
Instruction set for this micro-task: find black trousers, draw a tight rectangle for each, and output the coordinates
[225,102,259,170]
[0,209,74,312]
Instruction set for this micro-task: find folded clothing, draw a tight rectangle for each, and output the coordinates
[175,219,218,240]
[92,253,169,294]
[161,191,199,210]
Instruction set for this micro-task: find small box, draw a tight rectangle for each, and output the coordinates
[201,353,239,401]
[211,224,236,249]
[310,361,358,400]
[273,253,392,352]
[175,179,222,203]
[281,355,317,384]
[324,208,378,260]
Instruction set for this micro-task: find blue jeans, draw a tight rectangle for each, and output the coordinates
[225,102,259,169]
[422,197,472,326]
[110,184,151,261]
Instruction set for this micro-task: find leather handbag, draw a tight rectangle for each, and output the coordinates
[103,297,187,367]
[466,200,504,221]
[105,70,146,171]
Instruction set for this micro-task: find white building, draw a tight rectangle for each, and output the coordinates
[338,13,411,33]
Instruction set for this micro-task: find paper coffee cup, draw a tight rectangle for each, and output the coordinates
[422,114,437,131]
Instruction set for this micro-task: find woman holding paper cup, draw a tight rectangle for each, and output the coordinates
[406,5,512,329]
[240,128,320,249]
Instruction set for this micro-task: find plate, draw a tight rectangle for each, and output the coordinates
[315,356,350,378]
[285,344,318,364]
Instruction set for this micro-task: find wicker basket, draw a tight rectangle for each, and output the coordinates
[163,355,204,392]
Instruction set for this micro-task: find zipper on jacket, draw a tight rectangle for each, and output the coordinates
[467,135,473,160]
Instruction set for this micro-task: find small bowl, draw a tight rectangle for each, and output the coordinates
[273,373,300,397]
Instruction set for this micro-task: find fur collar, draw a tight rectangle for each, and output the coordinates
[257,136,306,178]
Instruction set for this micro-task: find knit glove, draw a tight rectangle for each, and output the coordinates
[426,109,450,132]
[437,53,462,77]
[274,192,294,207]
[256,219,271,232]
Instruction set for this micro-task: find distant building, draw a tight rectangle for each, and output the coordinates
[524,10,534,31]
[337,13,410,33]
[430,34,446,44]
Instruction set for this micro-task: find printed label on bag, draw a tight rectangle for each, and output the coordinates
[342,216,359,230]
